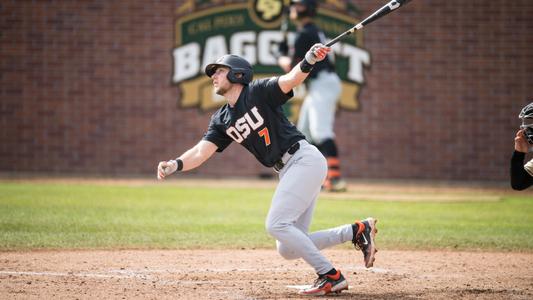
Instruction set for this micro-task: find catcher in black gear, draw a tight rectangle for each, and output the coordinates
[511,102,533,190]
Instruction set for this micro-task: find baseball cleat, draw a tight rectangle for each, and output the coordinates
[298,270,348,296]
[323,178,347,192]
[352,218,378,268]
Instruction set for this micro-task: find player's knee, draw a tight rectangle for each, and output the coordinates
[265,220,288,238]
[277,243,299,260]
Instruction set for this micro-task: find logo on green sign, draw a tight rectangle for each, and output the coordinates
[173,1,370,117]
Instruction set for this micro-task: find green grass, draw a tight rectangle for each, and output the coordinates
[0,182,532,251]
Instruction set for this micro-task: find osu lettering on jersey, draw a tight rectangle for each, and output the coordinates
[203,77,305,167]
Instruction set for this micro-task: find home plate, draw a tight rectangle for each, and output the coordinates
[287,285,354,290]
[364,267,391,273]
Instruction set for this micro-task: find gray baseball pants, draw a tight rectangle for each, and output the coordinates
[265,140,354,274]
[297,71,342,144]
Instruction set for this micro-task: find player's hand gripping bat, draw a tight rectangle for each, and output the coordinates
[325,0,413,47]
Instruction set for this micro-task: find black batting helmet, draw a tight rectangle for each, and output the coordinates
[205,55,253,85]
[519,102,533,144]
[290,0,317,18]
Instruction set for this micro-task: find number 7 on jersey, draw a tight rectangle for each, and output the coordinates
[258,127,271,146]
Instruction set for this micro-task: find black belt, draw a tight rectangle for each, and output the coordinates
[273,141,301,172]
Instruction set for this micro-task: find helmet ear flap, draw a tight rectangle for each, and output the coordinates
[205,55,253,84]
[226,68,252,85]
[232,70,252,84]
[226,71,239,84]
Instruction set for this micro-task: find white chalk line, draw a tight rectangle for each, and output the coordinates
[287,285,356,290]
[0,266,400,284]
[0,270,147,279]
[128,266,395,274]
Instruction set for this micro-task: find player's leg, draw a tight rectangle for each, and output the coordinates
[278,210,378,268]
[305,74,337,144]
[308,218,378,268]
[272,143,377,268]
[306,72,346,192]
[265,142,332,274]
[266,143,349,295]
[317,139,347,192]
[276,192,349,257]
[275,194,318,260]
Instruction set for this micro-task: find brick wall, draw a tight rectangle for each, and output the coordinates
[1,0,532,181]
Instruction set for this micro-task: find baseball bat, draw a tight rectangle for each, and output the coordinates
[325,0,412,47]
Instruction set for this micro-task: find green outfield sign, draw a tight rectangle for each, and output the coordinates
[172,0,371,117]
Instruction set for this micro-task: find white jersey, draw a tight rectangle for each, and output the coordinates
[524,158,533,176]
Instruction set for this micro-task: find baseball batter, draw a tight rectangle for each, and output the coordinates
[157,43,378,296]
[511,102,533,190]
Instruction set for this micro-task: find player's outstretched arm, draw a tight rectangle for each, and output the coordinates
[278,43,330,94]
[510,129,533,190]
[157,140,218,180]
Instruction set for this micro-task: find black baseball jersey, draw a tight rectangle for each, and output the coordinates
[292,23,335,79]
[202,77,306,167]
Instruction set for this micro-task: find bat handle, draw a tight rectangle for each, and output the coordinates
[325,23,363,47]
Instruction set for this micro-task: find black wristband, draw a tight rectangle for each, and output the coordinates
[175,159,183,171]
[299,60,314,73]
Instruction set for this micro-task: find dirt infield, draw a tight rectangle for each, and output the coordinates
[1,249,532,300]
[1,177,532,299]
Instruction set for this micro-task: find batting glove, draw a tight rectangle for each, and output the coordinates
[157,160,177,180]
[304,43,330,65]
